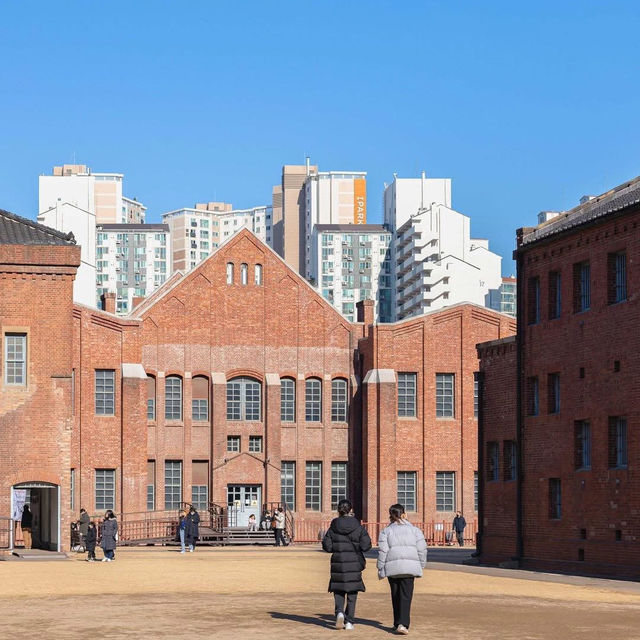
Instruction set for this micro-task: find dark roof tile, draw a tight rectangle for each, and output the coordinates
[0,209,76,246]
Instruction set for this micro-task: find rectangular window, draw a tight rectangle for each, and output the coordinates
[397,471,417,511]
[526,376,539,416]
[549,478,561,519]
[191,485,208,510]
[147,461,155,511]
[331,379,348,422]
[305,379,322,422]
[608,252,627,304]
[164,461,182,509]
[95,369,115,415]
[503,440,517,481]
[248,435,263,452]
[527,276,540,324]
[608,417,628,469]
[436,471,455,511]
[573,261,590,312]
[4,333,26,385]
[226,378,261,421]
[331,462,348,509]
[305,462,322,511]
[473,372,479,418]
[281,461,296,510]
[165,377,182,420]
[192,399,209,421]
[397,373,417,417]
[548,373,560,414]
[474,471,478,512]
[486,442,499,481]
[70,469,76,512]
[147,376,156,420]
[95,469,116,510]
[574,420,591,470]
[227,436,240,452]
[281,378,296,422]
[436,373,455,418]
[549,271,561,319]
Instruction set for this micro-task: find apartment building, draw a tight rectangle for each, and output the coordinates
[96,223,170,313]
[162,202,272,272]
[310,224,393,322]
[489,276,517,317]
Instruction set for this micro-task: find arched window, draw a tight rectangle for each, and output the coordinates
[331,378,348,422]
[165,375,182,421]
[227,376,261,421]
[255,264,263,285]
[226,262,234,284]
[305,377,322,422]
[147,375,156,421]
[241,263,248,285]
[192,375,209,421]
[281,377,296,422]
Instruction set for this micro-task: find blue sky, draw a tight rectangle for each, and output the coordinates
[1,1,639,274]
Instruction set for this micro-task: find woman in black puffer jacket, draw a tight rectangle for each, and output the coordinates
[322,499,372,630]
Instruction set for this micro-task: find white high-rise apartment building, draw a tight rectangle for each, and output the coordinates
[162,202,272,272]
[38,164,147,307]
[310,224,393,323]
[96,223,170,314]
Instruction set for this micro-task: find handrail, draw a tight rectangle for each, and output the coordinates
[0,517,14,550]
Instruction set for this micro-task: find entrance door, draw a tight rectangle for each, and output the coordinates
[11,483,60,552]
[227,485,261,527]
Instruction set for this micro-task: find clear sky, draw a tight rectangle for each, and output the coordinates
[1,1,639,274]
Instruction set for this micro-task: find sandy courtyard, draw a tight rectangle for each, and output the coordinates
[0,546,639,639]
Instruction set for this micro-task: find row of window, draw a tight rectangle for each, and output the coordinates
[398,373,479,419]
[395,471,478,512]
[527,251,627,324]
[226,262,262,286]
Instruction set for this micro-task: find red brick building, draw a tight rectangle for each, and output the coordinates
[2,213,515,550]
[478,177,640,577]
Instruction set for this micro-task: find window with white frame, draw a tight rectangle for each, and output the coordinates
[164,460,182,509]
[241,263,248,285]
[226,262,234,284]
[305,378,322,422]
[248,435,263,452]
[436,471,455,511]
[281,461,295,510]
[226,377,261,421]
[436,374,454,418]
[255,264,263,285]
[305,462,322,511]
[331,462,348,509]
[397,373,416,417]
[397,471,417,511]
[331,379,348,422]
[281,378,296,422]
[227,435,241,452]
[95,370,115,415]
[95,469,116,510]
[191,485,208,510]
[165,376,182,420]
[147,375,156,420]
[147,461,155,510]
[4,333,26,385]
[192,376,209,421]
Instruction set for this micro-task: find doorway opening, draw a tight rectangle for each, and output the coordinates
[227,485,261,527]
[12,482,60,551]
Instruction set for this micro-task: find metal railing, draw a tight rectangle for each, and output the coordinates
[293,519,478,546]
[263,502,295,541]
[0,517,14,550]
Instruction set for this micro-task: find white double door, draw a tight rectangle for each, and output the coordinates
[227,485,261,527]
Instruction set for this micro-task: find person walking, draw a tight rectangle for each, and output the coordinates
[322,499,372,631]
[21,504,33,550]
[101,510,118,562]
[273,508,286,547]
[78,508,90,547]
[85,521,97,562]
[185,506,200,552]
[452,512,467,547]
[377,504,427,635]
[177,510,187,553]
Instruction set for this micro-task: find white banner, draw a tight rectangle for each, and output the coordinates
[13,490,27,521]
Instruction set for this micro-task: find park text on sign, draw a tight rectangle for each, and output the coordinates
[354,178,366,224]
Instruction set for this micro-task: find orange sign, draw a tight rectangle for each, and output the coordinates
[354,178,367,224]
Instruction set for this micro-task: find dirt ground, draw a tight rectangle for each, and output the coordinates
[1,546,639,639]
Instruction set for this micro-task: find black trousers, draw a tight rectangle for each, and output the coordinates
[456,531,464,546]
[334,591,358,624]
[274,528,284,546]
[388,577,415,629]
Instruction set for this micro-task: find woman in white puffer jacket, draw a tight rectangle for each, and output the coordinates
[377,504,427,635]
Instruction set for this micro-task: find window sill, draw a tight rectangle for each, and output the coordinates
[397,416,419,421]
[192,420,209,426]
[165,421,184,427]
[435,416,456,421]
[609,466,628,471]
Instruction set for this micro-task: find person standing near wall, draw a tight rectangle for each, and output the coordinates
[377,504,427,635]
[78,508,90,546]
[452,512,467,547]
[177,510,187,553]
[85,521,97,562]
[21,505,33,550]
[185,506,200,552]
[273,508,286,547]
[101,510,118,562]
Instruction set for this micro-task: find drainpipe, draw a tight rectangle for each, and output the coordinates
[515,244,525,563]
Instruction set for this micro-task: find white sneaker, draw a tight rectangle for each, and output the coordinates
[189,548,194,553]
[101,558,109,562]
[335,612,345,630]
[396,624,409,635]
[345,622,354,630]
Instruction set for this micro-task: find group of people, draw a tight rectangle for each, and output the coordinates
[247,508,287,546]
[322,500,427,635]
[75,508,118,562]
[177,506,200,553]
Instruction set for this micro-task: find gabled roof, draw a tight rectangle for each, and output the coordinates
[521,176,640,247]
[0,208,76,246]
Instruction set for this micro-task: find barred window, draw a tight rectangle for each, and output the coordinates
[95,469,116,511]
[147,375,156,420]
[397,373,416,417]
[165,376,183,421]
[281,378,296,422]
[503,440,517,481]
[436,373,455,418]
[549,271,561,319]
[397,471,417,511]
[331,379,348,422]
[526,377,539,416]
[574,420,591,470]
[549,478,561,519]
[608,252,627,304]
[573,261,590,312]
[486,442,499,481]
[4,333,26,385]
[527,276,540,324]
[95,369,115,415]
[436,471,455,511]
[227,377,261,421]
[305,378,322,422]
[331,462,348,509]
[608,417,628,469]
[548,373,560,414]
[305,462,322,511]
[248,435,263,452]
[227,436,240,452]
[281,461,296,510]
[164,460,182,509]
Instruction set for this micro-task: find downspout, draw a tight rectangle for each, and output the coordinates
[477,370,485,555]
[515,245,525,563]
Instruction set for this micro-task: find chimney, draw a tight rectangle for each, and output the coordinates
[101,292,116,314]
[356,299,374,325]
